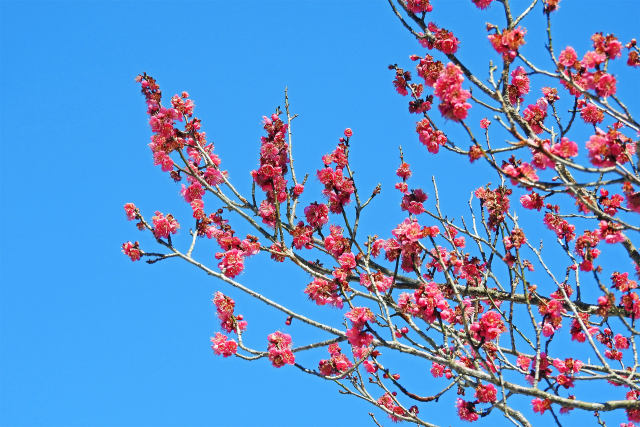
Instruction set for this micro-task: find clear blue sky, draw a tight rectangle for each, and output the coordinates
[1,1,639,426]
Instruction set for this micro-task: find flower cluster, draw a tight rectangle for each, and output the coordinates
[531,398,552,414]
[124,203,138,221]
[470,311,505,342]
[488,26,526,61]
[378,393,407,422]
[122,241,141,261]
[538,293,567,337]
[304,277,344,308]
[136,74,181,170]
[575,230,601,271]
[318,343,353,376]
[210,332,238,357]
[317,142,355,213]
[456,398,479,422]
[360,271,394,294]
[345,307,375,351]
[209,224,261,278]
[579,101,604,124]
[384,218,437,273]
[304,202,329,229]
[416,118,447,153]
[291,221,314,250]
[523,98,548,134]
[586,125,636,167]
[558,43,620,98]
[433,63,471,121]
[151,211,180,239]
[472,0,494,9]
[324,225,350,258]
[543,212,576,242]
[400,188,428,214]
[475,383,497,403]
[398,282,453,324]
[502,158,539,185]
[267,331,295,368]
[413,54,444,87]
[596,220,625,244]
[252,113,290,225]
[406,0,432,14]
[425,22,459,54]
[569,313,600,342]
[508,66,530,104]
[475,186,511,230]
[213,291,247,333]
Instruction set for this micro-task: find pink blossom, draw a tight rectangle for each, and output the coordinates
[180,182,205,203]
[203,166,225,186]
[124,203,138,220]
[363,360,378,373]
[416,118,448,153]
[213,291,247,333]
[267,331,295,368]
[210,333,238,357]
[215,248,245,278]
[544,212,575,241]
[338,252,356,270]
[595,73,617,97]
[472,0,494,9]
[345,307,375,326]
[304,202,329,228]
[586,128,636,167]
[550,137,578,158]
[240,237,260,257]
[532,398,551,414]
[414,54,444,87]
[475,383,497,403]
[559,46,578,67]
[318,344,353,376]
[456,398,479,422]
[396,162,412,180]
[191,199,205,219]
[324,225,349,258]
[292,184,304,197]
[523,98,548,134]
[596,220,625,244]
[291,221,314,250]
[378,393,406,422]
[430,362,445,377]
[426,22,459,54]
[401,189,428,214]
[360,272,393,293]
[434,63,471,121]
[151,211,179,239]
[406,0,432,13]
[305,278,344,309]
[346,326,374,348]
[580,103,604,124]
[615,334,630,350]
[611,272,637,292]
[153,150,174,172]
[520,191,544,210]
[581,50,607,69]
[508,66,530,104]
[122,241,141,261]
[517,355,531,371]
[488,27,526,61]
[470,311,505,341]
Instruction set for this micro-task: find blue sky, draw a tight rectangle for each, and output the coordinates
[1,0,639,426]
